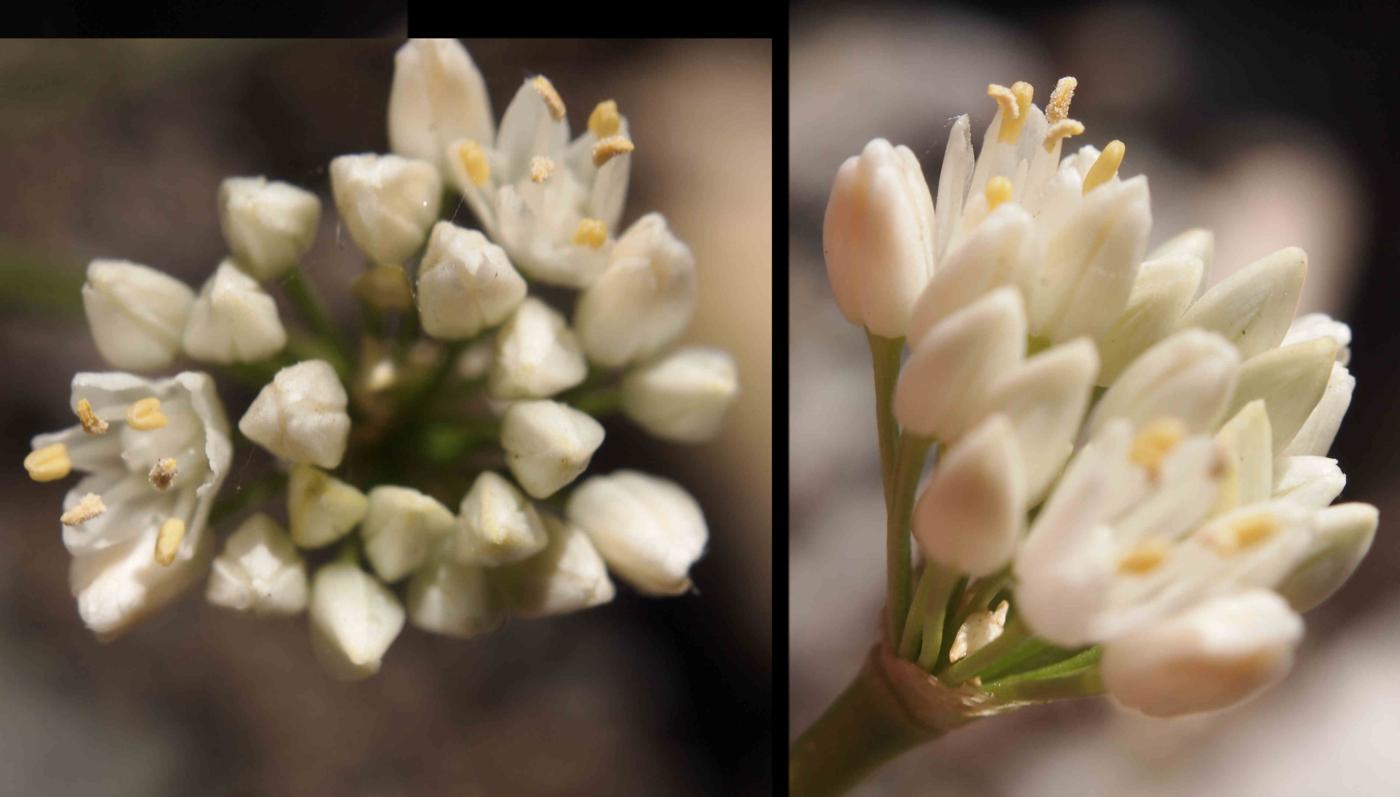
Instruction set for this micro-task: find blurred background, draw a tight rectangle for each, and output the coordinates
[0,38,771,795]
[791,2,1400,794]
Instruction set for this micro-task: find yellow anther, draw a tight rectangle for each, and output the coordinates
[1082,139,1126,195]
[155,517,186,566]
[1129,417,1187,480]
[76,398,109,435]
[529,156,556,183]
[984,176,1013,210]
[1043,119,1085,153]
[987,83,1021,121]
[24,443,71,482]
[592,135,635,167]
[125,398,167,430]
[588,99,621,138]
[995,81,1035,144]
[531,75,566,121]
[1046,76,1078,124]
[1118,539,1171,575]
[1206,512,1279,556]
[61,493,106,527]
[149,457,178,491]
[456,139,490,187]
[572,218,608,249]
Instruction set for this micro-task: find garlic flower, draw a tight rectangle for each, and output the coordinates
[81,260,195,370]
[218,176,322,281]
[239,360,351,469]
[206,513,308,615]
[182,260,288,364]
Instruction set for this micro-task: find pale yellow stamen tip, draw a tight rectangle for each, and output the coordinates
[1118,538,1171,575]
[984,176,1013,210]
[572,218,608,249]
[987,83,1020,120]
[76,398,109,435]
[149,457,178,491]
[1083,139,1126,195]
[1046,76,1078,124]
[529,156,556,183]
[1129,417,1187,480]
[588,99,621,138]
[1206,512,1280,556]
[993,81,1035,144]
[125,397,167,431]
[592,135,634,167]
[155,517,186,566]
[1043,119,1085,152]
[531,75,566,121]
[456,139,490,187]
[24,443,71,482]
[61,493,106,526]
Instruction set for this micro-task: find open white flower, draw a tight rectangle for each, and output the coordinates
[330,153,441,265]
[182,260,288,364]
[388,38,494,178]
[416,220,527,341]
[407,544,504,638]
[206,512,308,615]
[499,400,605,498]
[361,485,454,582]
[488,297,587,399]
[620,347,739,443]
[81,260,195,370]
[454,470,547,566]
[308,561,405,681]
[218,176,321,281]
[29,371,232,638]
[239,360,351,469]
[501,514,614,618]
[567,470,708,596]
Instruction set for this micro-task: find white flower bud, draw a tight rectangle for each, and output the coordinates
[1177,247,1307,359]
[81,259,194,370]
[1226,337,1339,454]
[239,360,351,469]
[574,213,697,367]
[1147,227,1214,271]
[1277,502,1378,612]
[502,515,615,618]
[1282,363,1354,458]
[488,297,587,399]
[567,470,708,596]
[416,221,528,341]
[308,561,405,681]
[287,464,369,549]
[500,400,605,498]
[218,176,321,281]
[361,486,455,582]
[1282,313,1351,366]
[455,337,495,380]
[330,153,442,265]
[894,287,1026,440]
[1273,456,1346,509]
[1087,329,1239,438]
[388,39,494,177]
[407,550,504,638]
[1094,255,1203,385]
[620,347,739,443]
[823,138,935,338]
[182,260,288,364]
[205,512,308,615]
[454,471,547,566]
[912,415,1025,576]
[1102,590,1303,717]
[1213,400,1274,513]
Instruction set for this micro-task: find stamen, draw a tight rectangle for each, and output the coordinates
[61,493,106,526]
[984,176,1013,210]
[456,139,490,187]
[1046,76,1077,124]
[592,135,634,167]
[1118,538,1171,575]
[76,398,109,435]
[125,398,167,431]
[531,75,567,121]
[1205,511,1279,556]
[1129,417,1187,480]
[987,83,1021,121]
[1043,119,1085,152]
[572,218,608,249]
[24,443,71,482]
[155,517,186,566]
[997,81,1035,144]
[149,457,178,491]
[588,99,621,138]
[1082,139,1126,195]
[529,156,556,183]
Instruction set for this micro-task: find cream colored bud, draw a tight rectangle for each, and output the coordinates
[361,486,455,582]
[239,360,350,469]
[567,471,708,596]
[205,513,308,615]
[81,259,194,370]
[1282,363,1354,458]
[454,471,548,566]
[1276,502,1378,612]
[287,464,369,549]
[500,400,605,498]
[1226,337,1338,454]
[1147,227,1214,272]
[388,39,494,176]
[218,176,321,281]
[1094,255,1204,386]
[308,562,405,681]
[620,347,739,443]
[1177,247,1307,359]
[329,153,442,265]
[417,221,528,341]
[406,552,504,638]
[1274,455,1346,510]
[1213,400,1274,513]
[488,298,588,399]
[501,515,615,618]
[182,260,288,364]
[1088,329,1239,438]
[1282,313,1351,366]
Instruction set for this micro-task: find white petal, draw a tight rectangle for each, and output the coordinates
[238,360,350,469]
[361,486,455,582]
[1227,337,1338,455]
[488,297,588,399]
[620,347,739,444]
[454,471,547,566]
[81,260,194,370]
[406,551,504,638]
[308,562,405,681]
[417,221,528,341]
[329,153,441,265]
[1282,313,1351,366]
[567,470,708,596]
[1095,255,1203,386]
[1276,502,1377,611]
[501,515,614,618]
[1282,363,1354,458]
[1147,228,1214,275]
[934,115,974,264]
[218,177,321,281]
[500,400,605,498]
[1214,400,1274,513]
[1273,455,1346,509]
[205,513,308,615]
[388,38,495,175]
[495,78,570,184]
[182,260,287,364]
[287,464,369,549]
[1088,329,1240,438]
[1177,247,1306,359]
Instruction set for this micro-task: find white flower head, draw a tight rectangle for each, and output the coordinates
[31,371,232,638]
[407,545,504,638]
[81,260,194,370]
[206,512,308,615]
[308,561,405,681]
[218,176,321,281]
[454,470,548,566]
[361,485,454,582]
[500,400,605,498]
[388,38,494,178]
[182,260,288,364]
[330,153,442,265]
[287,464,369,549]
[620,347,739,444]
[501,514,614,618]
[239,360,351,469]
[567,470,708,596]
[573,213,697,368]
[487,297,587,399]
[416,220,527,341]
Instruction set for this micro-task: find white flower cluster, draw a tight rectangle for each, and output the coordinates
[825,77,1374,717]
[25,39,739,681]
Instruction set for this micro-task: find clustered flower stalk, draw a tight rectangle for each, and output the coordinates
[792,76,1375,795]
[23,39,740,680]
